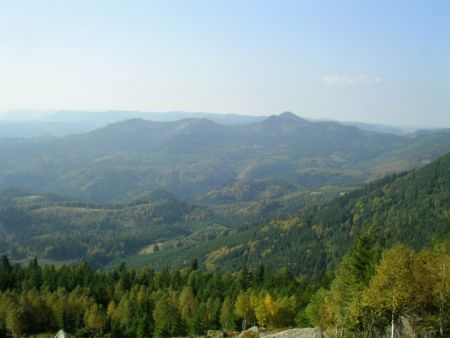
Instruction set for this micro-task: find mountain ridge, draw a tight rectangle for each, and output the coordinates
[0,113,448,202]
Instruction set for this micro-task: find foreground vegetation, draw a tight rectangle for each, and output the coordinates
[0,256,324,337]
[0,238,448,337]
[307,237,450,337]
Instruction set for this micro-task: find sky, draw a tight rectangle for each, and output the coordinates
[0,0,449,127]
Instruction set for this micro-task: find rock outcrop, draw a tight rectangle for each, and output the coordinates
[239,326,260,338]
[207,329,225,337]
[262,328,324,338]
[55,330,72,338]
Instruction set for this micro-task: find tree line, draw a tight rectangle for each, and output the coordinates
[0,238,448,337]
[306,235,450,337]
[0,257,323,337]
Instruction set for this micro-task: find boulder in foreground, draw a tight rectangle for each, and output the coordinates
[262,328,324,338]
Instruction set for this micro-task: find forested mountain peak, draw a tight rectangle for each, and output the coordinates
[261,111,309,125]
[80,117,230,140]
[171,117,231,137]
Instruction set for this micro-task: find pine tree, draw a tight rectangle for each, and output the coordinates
[84,303,107,334]
[5,305,29,337]
[153,296,184,337]
[220,296,235,331]
[234,291,255,330]
[0,256,11,291]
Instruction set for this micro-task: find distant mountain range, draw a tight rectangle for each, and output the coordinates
[0,112,449,203]
[0,110,439,138]
[0,110,266,138]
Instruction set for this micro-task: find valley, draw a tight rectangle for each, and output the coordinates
[0,113,449,275]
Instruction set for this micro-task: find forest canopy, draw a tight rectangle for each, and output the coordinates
[0,239,448,337]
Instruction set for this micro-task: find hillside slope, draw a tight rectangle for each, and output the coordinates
[0,188,212,266]
[122,152,450,274]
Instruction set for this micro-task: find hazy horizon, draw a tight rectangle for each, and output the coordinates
[0,108,447,130]
[1,1,449,127]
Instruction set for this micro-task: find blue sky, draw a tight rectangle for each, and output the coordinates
[0,0,449,126]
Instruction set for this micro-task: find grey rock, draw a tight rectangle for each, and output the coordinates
[239,326,260,338]
[207,329,225,337]
[55,330,72,338]
[262,328,324,338]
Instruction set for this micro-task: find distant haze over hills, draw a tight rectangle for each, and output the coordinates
[0,109,266,125]
[0,110,439,138]
[0,112,449,202]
